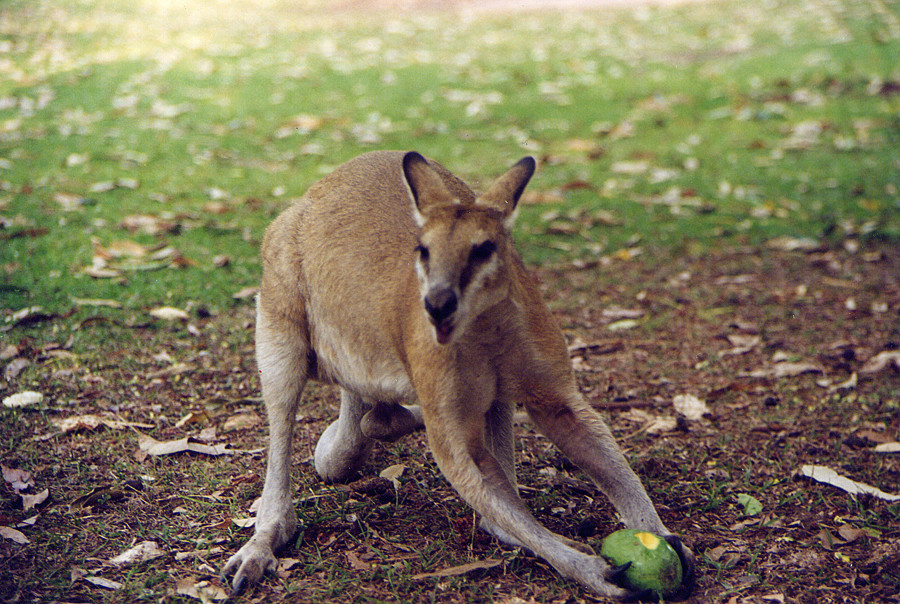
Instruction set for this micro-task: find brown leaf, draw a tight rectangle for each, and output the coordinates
[232,286,259,300]
[21,488,48,511]
[149,306,190,322]
[175,411,210,429]
[221,413,261,432]
[860,351,900,374]
[175,577,228,602]
[69,485,126,512]
[109,540,165,566]
[874,442,900,454]
[120,214,178,235]
[100,239,149,259]
[854,429,893,445]
[567,340,624,356]
[346,550,372,571]
[137,434,260,457]
[1,465,34,492]
[745,361,823,379]
[0,526,29,545]
[817,528,838,551]
[50,414,153,434]
[412,559,502,580]
[837,525,869,544]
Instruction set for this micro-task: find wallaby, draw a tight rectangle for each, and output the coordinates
[223,151,694,598]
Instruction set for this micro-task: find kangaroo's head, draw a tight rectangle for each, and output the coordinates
[402,151,536,345]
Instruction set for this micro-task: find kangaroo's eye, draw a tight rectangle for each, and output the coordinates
[415,244,430,262]
[469,241,496,263]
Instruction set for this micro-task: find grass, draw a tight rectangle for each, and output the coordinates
[1,0,898,317]
[1,0,899,603]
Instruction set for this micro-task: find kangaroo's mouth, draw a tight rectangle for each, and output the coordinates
[432,320,454,345]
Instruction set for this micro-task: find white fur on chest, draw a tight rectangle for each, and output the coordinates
[307,311,415,402]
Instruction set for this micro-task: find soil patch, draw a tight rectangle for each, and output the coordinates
[1,241,898,603]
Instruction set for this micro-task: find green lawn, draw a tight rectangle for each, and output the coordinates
[1,0,898,318]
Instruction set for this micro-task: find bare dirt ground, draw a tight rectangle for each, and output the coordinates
[2,240,898,603]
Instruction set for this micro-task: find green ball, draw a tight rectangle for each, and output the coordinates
[600,529,683,597]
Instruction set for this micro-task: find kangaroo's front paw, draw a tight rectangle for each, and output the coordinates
[222,536,280,595]
[572,556,634,599]
[663,535,695,600]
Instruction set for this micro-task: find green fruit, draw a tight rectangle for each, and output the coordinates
[600,529,683,597]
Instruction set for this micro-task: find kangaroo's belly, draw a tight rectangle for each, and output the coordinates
[306,309,415,402]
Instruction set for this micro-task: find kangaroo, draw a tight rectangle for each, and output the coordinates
[223,151,694,598]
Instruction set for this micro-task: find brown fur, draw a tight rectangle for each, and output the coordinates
[223,151,693,598]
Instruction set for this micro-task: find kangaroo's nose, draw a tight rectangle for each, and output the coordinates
[424,288,457,324]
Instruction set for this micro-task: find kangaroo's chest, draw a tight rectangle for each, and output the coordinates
[307,317,415,402]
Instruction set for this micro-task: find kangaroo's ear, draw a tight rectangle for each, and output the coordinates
[475,156,536,229]
[403,151,456,227]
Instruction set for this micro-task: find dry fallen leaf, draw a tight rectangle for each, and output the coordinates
[278,557,301,572]
[606,319,640,332]
[0,526,29,544]
[799,465,900,501]
[175,577,229,603]
[2,391,43,408]
[72,297,123,308]
[860,351,900,374]
[837,525,872,543]
[673,394,710,421]
[412,559,502,580]
[745,361,823,379]
[622,408,679,435]
[2,464,34,492]
[232,286,259,300]
[645,416,678,435]
[827,372,858,392]
[874,442,900,454]
[21,488,49,511]
[346,550,372,571]
[137,434,260,457]
[149,306,190,322]
[175,411,210,429]
[722,334,761,356]
[50,414,154,434]
[379,463,406,492]
[3,357,30,380]
[221,413,261,432]
[109,540,165,566]
[601,307,645,320]
[82,574,124,590]
[232,517,255,528]
[120,214,178,235]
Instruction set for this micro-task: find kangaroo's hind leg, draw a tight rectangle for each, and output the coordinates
[314,389,377,483]
[360,401,424,442]
[223,303,306,594]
